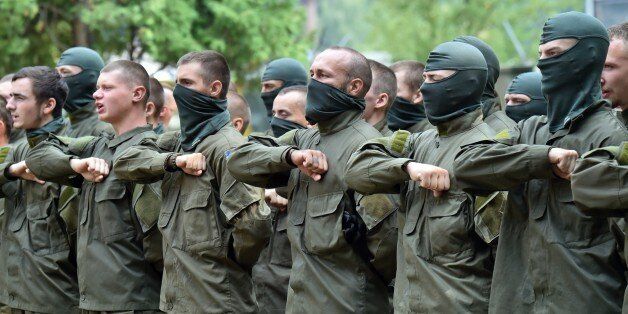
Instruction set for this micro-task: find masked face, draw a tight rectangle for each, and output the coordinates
[387,97,426,131]
[260,58,308,118]
[504,71,547,122]
[305,79,366,124]
[270,90,308,137]
[536,11,609,133]
[420,41,487,125]
[56,47,105,113]
[173,84,230,151]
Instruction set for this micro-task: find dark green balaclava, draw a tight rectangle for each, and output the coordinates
[261,58,308,118]
[387,97,426,131]
[305,78,366,124]
[505,72,548,122]
[56,47,105,113]
[537,11,609,133]
[454,36,500,117]
[173,84,231,151]
[420,42,487,125]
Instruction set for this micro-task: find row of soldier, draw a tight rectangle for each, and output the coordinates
[0,10,626,314]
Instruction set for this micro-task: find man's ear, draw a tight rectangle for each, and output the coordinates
[159,106,170,118]
[132,86,147,104]
[42,98,56,116]
[375,93,389,110]
[346,78,365,97]
[231,117,244,133]
[412,90,423,105]
[209,80,223,98]
[145,102,156,118]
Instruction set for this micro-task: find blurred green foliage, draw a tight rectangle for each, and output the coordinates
[0,0,311,88]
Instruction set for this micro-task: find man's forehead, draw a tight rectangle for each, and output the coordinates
[275,91,304,110]
[312,50,350,72]
[97,69,124,84]
[177,61,203,79]
[609,39,628,58]
[10,77,32,92]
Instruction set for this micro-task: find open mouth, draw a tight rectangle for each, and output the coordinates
[95,103,105,114]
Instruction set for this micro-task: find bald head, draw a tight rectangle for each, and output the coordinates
[390,60,425,101]
[310,46,372,98]
[226,92,251,134]
[273,85,308,127]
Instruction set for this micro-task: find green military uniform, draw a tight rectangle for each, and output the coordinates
[453,12,627,313]
[0,118,79,313]
[347,41,495,313]
[227,108,395,313]
[113,125,271,313]
[0,146,16,314]
[572,142,628,311]
[455,103,627,312]
[347,109,494,313]
[25,125,161,312]
[405,119,433,133]
[252,58,309,313]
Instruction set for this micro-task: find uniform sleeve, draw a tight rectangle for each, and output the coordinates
[0,146,19,196]
[571,144,628,216]
[25,135,97,184]
[227,134,297,189]
[453,139,553,194]
[213,137,271,270]
[113,137,170,184]
[345,131,416,195]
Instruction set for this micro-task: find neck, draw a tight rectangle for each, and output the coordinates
[366,110,386,127]
[113,110,147,136]
[0,135,8,147]
[34,115,54,130]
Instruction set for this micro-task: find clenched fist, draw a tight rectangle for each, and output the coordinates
[176,153,206,176]
[290,149,328,181]
[406,162,450,197]
[548,148,578,179]
[70,157,109,182]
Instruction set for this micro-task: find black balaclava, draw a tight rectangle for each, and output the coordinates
[261,58,308,118]
[420,41,487,125]
[387,97,426,131]
[505,72,548,122]
[173,84,231,151]
[56,47,105,113]
[305,78,366,124]
[454,35,501,117]
[537,11,609,133]
[270,117,306,137]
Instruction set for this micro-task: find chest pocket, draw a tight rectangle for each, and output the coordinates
[179,189,221,253]
[158,173,181,229]
[426,193,472,258]
[25,198,68,254]
[549,178,609,246]
[94,183,134,242]
[303,192,345,255]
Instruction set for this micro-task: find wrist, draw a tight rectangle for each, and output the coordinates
[4,163,18,181]
[285,148,297,167]
[164,153,181,172]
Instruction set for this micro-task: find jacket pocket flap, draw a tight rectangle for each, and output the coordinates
[307,192,344,218]
[95,185,126,202]
[26,198,54,220]
[181,190,210,211]
[427,193,467,218]
[356,194,397,230]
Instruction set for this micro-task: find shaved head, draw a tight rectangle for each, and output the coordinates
[368,59,397,108]
[227,91,251,132]
[101,60,150,105]
[390,60,425,96]
[327,46,372,97]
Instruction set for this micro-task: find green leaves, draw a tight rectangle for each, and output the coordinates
[0,0,309,88]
